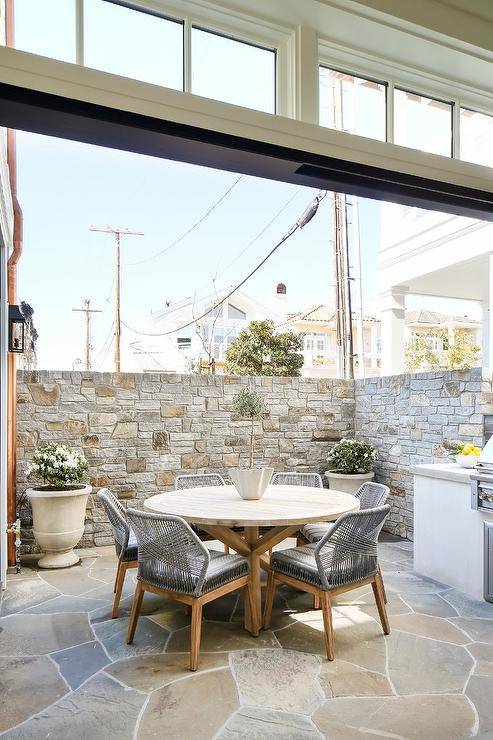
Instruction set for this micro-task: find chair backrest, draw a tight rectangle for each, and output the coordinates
[271,472,323,488]
[355,482,389,509]
[315,505,390,589]
[175,473,226,490]
[126,508,210,596]
[96,488,130,559]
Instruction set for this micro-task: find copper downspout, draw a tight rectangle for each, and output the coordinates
[6,0,23,567]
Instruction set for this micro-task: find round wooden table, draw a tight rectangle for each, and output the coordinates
[144,484,359,634]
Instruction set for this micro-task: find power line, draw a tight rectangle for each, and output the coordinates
[121,190,327,339]
[125,175,243,267]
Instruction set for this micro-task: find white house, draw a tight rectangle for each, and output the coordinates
[123,286,283,373]
[378,203,490,375]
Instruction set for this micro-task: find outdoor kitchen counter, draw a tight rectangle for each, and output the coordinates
[411,463,493,601]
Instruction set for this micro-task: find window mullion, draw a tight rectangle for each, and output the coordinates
[183,15,192,93]
[386,79,394,144]
[452,99,460,159]
[76,0,84,66]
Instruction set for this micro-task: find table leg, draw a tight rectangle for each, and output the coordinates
[244,526,260,635]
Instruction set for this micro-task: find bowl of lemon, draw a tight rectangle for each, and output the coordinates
[453,442,482,468]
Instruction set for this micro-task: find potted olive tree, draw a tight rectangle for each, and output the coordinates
[230,388,273,500]
[325,438,377,495]
[26,442,91,568]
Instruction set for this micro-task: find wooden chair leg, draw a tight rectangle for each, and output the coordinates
[245,583,259,637]
[313,592,320,609]
[126,581,144,644]
[190,601,203,671]
[372,573,390,635]
[262,571,276,630]
[377,564,388,604]
[113,561,121,593]
[112,561,126,618]
[320,590,335,661]
[224,544,230,554]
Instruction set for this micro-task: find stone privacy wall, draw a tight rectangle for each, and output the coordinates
[16,367,491,549]
[16,371,353,551]
[354,368,488,538]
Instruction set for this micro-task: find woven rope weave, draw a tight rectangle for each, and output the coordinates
[97,488,134,562]
[271,472,323,488]
[175,473,226,490]
[126,508,248,597]
[272,505,390,590]
[301,481,389,543]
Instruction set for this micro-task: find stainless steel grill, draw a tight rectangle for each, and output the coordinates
[471,436,493,512]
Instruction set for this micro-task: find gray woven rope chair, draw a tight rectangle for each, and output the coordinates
[175,473,230,551]
[126,508,255,671]
[263,505,391,661]
[96,488,138,618]
[271,472,323,488]
[301,482,389,544]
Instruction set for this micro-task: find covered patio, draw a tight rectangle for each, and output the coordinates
[2,535,491,739]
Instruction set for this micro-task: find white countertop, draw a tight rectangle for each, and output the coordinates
[409,462,476,483]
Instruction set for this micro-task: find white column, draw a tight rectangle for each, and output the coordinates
[485,253,493,373]
[294,26,319,124]
[380,287,408,376]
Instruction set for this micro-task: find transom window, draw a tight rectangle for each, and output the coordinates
[319,67,386,142]
[394,89,453,157]
[460,108,493,168]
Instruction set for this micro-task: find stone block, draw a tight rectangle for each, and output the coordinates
[111,422,138,439]
[223,452,239,467]
[155,471,174,486]
[195,440,206,452]
[90,475,111,488]
[95,385,116,397]
[83,434,100,447]
[312,429,342,441]
[160,404,186,418]
[89,413,117,427]
[181,453,210,469]
[126,458,146,473]
[152,431,169,450]
[28,383,60,406]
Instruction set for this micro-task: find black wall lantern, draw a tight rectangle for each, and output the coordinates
[8,304,25,353]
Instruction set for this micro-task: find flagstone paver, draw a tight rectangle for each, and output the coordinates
[0,656,68,731]
[312,694,476,739]
[2,672,145,740]
[218,707,323,739]
[386,630,473,694]
[51,641,110,689]
[0,613,93,656]
[1,538,492,738]
[230,649,323,714]
[138,668,238,740]
[0,578,60,616]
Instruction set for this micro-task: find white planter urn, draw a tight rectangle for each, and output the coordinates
[325,470,374,495]
[27,484,92,568]
[231,468,274,500]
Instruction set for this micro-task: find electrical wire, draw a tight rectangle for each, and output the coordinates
[124,175,243,267]
[121,190,327,339]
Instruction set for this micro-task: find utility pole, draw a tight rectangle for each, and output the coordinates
[330,71,355,379]
[349,196,366,377]
[90,226,144,372]
[72,298,102,370]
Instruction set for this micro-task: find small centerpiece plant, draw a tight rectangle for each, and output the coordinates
[28,442,88,489]
[230,388,273,500]
[326,438,377,494]
[26,442,92,569]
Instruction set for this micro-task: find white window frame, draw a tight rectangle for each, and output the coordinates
[76,0,296,117]
[319,38,493,161]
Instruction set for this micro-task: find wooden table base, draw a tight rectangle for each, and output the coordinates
[201,523,300,635]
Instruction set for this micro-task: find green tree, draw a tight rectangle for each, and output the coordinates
[404,328,480,372]
[225,320,304,377]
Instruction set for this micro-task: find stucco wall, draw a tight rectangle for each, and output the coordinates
[16,367,489,550]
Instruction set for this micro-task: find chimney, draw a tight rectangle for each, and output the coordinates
[271,283,288,322]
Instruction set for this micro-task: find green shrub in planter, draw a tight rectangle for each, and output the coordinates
[327,438,377,474]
